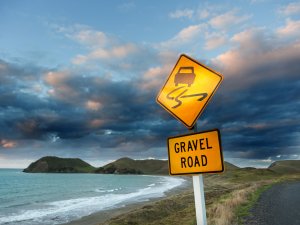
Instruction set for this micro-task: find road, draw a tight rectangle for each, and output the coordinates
[244,181,300,225]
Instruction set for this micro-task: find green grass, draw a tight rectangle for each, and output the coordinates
[235,184,272,225]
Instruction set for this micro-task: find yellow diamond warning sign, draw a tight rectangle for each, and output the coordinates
[156,54,223,129]
[167,129,224,175]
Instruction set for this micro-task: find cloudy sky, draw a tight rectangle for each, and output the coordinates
[0,0,300,168]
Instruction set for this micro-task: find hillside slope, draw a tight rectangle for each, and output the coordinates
[268,160,300,174]
[224,162,239,171]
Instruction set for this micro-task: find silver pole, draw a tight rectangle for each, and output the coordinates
[192,123,207,225]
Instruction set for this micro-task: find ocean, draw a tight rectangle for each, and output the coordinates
[0,169,185,225]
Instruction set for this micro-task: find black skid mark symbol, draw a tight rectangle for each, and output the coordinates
[173,89,188,109]
[166,86,187,108]
[166,86,185,100]
[181,93,208,101]
[166,86,208,109]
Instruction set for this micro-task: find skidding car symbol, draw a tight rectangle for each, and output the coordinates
[174,67,196,87]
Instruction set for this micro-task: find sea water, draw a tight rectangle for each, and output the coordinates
[0,169,185,225]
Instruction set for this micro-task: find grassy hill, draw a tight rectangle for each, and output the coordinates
[95,157,169,175]
[268,160,300,174]
[23,156,96,173]
[95,158,239,175]
[23,156,169,175]
[224,161,239,171]
[23,156,300,177]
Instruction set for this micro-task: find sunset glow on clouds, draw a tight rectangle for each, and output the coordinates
[1,140,17,149]
[0,0,299,168]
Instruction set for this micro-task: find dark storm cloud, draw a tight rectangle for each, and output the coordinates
[1,27,300,163]
[203,29,300,160]
[0,58,176,153]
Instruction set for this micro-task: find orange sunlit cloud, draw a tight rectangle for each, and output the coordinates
[89,119,105,128]
[85,100,102,111]
[1,139,17,148]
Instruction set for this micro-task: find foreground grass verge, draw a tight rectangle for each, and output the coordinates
[209,175,300,225]
[235,184,272,225]
[207,182,268,225]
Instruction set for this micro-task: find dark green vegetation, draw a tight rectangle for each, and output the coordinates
[24,156,240,175]
[95,157,169,175]
[23,156,96,173]
[23,156,169,174]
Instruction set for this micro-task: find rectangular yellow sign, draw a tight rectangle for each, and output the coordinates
[167,129,224,175]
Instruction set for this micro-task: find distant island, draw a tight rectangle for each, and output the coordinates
[23,156,300,175]
[23,156,96,173]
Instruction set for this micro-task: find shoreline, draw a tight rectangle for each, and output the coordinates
[63,176,192,225]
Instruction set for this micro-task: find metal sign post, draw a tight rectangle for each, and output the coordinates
[156,54,224,225]
[193,175,207,225]
[191,123,207,225]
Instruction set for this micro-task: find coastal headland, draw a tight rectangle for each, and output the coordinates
[24,157,300,225]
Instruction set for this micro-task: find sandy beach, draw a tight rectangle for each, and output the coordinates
[63,177,192,225]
